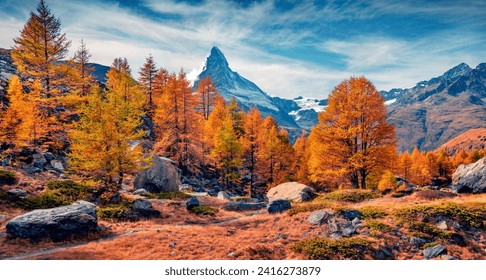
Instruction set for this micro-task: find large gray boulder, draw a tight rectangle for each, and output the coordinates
[423,244,447,259]
[134,156,181,193]
[452,157,486,193]
[6,203,98,240]
[266,182,315,203]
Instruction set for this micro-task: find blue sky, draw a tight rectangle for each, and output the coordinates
[0,0,485,99]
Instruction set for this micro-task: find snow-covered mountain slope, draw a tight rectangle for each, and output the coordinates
[193,47,298,128]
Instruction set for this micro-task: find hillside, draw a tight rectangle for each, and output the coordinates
[438,128,486,155]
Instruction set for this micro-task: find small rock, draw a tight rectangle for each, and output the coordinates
[441,255,455,260]
[223,201,267,211]
[7,188,28,198]
[133,188,148,196]
[423,244,447,259]
[410,237,431,248]
[72,200,96,207]
[132,200,152,210]
[307,210,333,225]
[51,160,64,173]
[179,184,191,191]
[452,221,461,230]
[186,197,200,209]
[331,233,341,239]
[32,153,47,169]
[227,252,235,257]
[0,214,8,222]
[341,223,356,237]
[341,210,363,221]
[169,242,177,248]
[267,199,291,214]
[436,220,448,230]
[277,232,287,239]
[351,217,361,226]
[374,247,394,260]
[43,152,56,162]
[217,191,231,201]
[22,166,41,174]
[328,219,339,233]
[451,233,466,247]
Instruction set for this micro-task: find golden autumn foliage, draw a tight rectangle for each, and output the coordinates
[11,0,71,98]
[68,59,148,188]
[308,76,396,189]
[0,76,47,149]
[153,70,201,169]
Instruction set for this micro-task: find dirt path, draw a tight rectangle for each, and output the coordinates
[2,210,266,260]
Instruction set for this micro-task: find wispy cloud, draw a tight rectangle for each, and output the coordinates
[0,0,484,99]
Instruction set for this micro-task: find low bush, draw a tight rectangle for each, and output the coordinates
[96,203,131,220]
[366,221,394,233]
[16,191,69,210]
[319,190,380,203]
[188,205,218,216]
[359,206,388,219]
[408,221,451,239]
[393,202,486,229]
[47,180,90,201]
[291,237,374,260]
[0,169,16,185]
[143,192,192,200]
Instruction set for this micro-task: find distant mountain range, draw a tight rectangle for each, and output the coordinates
[1,46,485,151]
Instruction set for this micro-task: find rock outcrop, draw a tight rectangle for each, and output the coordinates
[267,199,291,214]
[452,157,486,193]
[6,202,98,240]
[266,182,315,203]
[134,156,180,193]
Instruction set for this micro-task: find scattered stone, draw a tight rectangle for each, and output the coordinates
[179,184,191,191]
[1,158,10,166]
[72,200,96,207]
[341,223,356,237]
[132,199,152,210]
[451,233,466,247]
[217,191,231,201]
[7,188,28,199]
[276,232,287,239]
[43,152,56,162]
[328,219,339,233]
[331,233,341,239]
[441,255,455,260]
[22,166,41,174]
[436,220,448,230]
[410,237,432,248]
[50,160,64,173]
[32,153,47,169]
[423,244,447,259]
[133,188,148,196]
[223,202,267,211]
[227,252,235,257]
[307,210,333,225]
[351,217,361,226]
[6,203,98,240]
[0,214,7,222]
[452,221,462,230]
[341,209,363,221]
[267,199,291,214]
[169,242,177,248]
[266,182,316,203]
[134,156,181,193]
[186,197,200,209]
[452,157,486,193]
[374,247,394,260]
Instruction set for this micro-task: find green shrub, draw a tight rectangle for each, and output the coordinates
[96,203,131,220]
[408,221,451,239]
[366,221,394,232]
[188,205,218,216]
[359,206,388,219]
[319,190,380,203]
[0,169,16,185]
[291,237,374,260]
[143,192,192,200]
[393,202,486,229]
[47,180,90,201]
[16,191,68,210]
